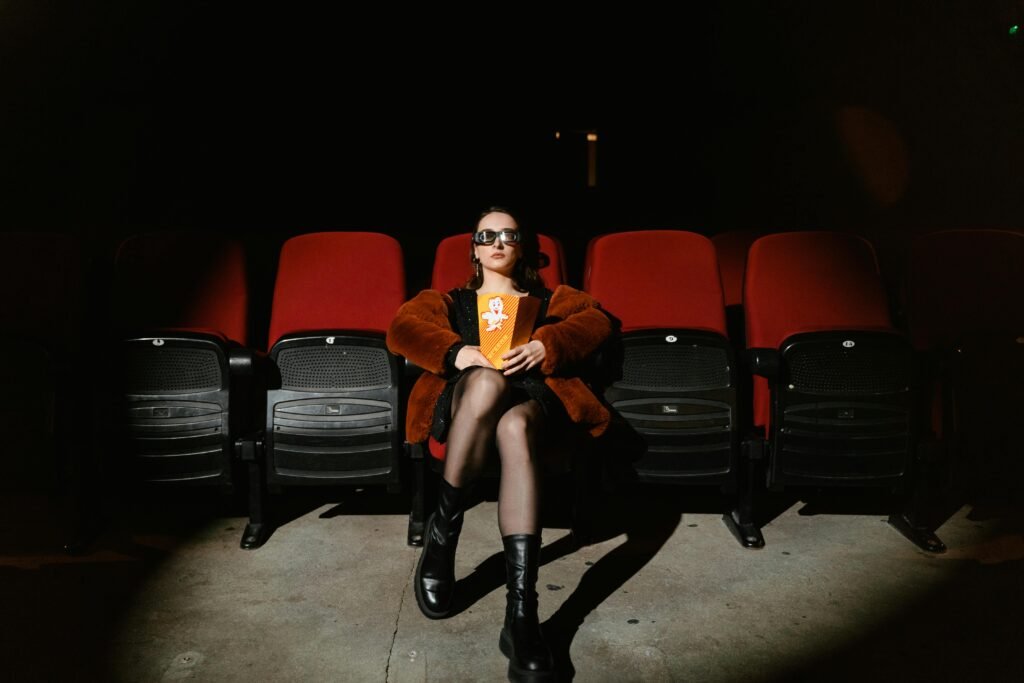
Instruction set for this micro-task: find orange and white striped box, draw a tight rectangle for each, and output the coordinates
[477,293,540,369]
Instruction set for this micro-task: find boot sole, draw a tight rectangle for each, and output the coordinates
[413,514,454,620]
[499,629,556,682]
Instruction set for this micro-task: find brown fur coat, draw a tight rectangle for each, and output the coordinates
[386,284,612,443]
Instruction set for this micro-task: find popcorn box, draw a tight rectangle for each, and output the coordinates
[477,293,540,369]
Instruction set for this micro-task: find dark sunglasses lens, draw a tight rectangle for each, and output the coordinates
[474,230,497,245]
[500,230,520,244]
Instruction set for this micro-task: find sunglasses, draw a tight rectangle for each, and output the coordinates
[472,229,521,246]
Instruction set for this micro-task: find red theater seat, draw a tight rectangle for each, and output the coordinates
[239,232,406,549]
[743,231,944,552]
[109,231,253,489]
[585,231,756,546]
[745,232,893,434]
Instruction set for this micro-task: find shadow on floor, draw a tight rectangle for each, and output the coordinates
[769,501,1024,682]
[543,488,683,681]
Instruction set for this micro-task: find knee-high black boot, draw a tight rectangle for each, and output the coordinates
[499,534,555,682]
[414,478,467,619]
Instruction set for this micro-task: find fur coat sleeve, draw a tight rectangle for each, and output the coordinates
[531,285,613,376]
[532,285,613,437]
[385,289,460,375]
[386,289,457,443]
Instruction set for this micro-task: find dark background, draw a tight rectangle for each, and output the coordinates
[2,7,1022,680]
[3,1,1022,313]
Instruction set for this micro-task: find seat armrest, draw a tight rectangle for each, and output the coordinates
[743,348,781,379]
[228,347,270,378]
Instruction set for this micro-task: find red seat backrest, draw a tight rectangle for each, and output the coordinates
[907,229,1024,350]
[430,233,565,292]
[745,231,895,431]
[113,232,249,345]
[584,230,727,336]
[268,232,405,350]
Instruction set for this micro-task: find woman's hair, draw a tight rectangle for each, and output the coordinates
[466,205,546,291]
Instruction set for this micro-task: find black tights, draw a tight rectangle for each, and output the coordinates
[442,368,544,536]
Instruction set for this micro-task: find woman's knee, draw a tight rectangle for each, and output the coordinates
[457,370,511,417]
[495,403,543,453]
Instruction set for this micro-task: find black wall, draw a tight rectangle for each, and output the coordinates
[3,2,1022,295]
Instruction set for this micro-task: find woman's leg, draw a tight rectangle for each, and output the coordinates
[443,369,511,486]
[495,400,555,680]
[414,369,510,619]
[495,400,545,536]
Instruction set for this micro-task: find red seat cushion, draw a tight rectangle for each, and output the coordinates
[113,232,249,345]
[585,230,727,336]
[268,232,405,350]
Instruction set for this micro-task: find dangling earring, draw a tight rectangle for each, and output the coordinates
[471,249,482,281]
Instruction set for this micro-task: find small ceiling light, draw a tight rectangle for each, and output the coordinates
[1011,24,1020,36]
[586,132,598,142]
[555,131,561,139]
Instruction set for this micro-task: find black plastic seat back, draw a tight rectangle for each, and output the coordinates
[585,230,738,485]
[263,232,406,488]
[110,231,250,487]
[771,331,914,485]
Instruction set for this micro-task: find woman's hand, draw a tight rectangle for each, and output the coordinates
[501,340,546,376]
[455,345,493,370]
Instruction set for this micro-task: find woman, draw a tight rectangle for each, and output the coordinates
[386,207,612,682]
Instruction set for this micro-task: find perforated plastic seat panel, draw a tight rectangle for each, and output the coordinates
[786,345,910,395]
[267,334,400,484]
[277,345,392,391]
[618,343,731,393]
[117,336,232,484]
[605,331,737,481]
[122,345,223,393]
[772,332,913,484]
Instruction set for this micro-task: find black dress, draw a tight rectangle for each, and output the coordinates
[429,287,568,443]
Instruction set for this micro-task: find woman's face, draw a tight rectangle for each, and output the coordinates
[474,211,520,276]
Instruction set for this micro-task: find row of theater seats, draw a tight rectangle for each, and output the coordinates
[3,229,1020,553]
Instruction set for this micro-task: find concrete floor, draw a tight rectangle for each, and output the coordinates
[2,483,1023,683]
